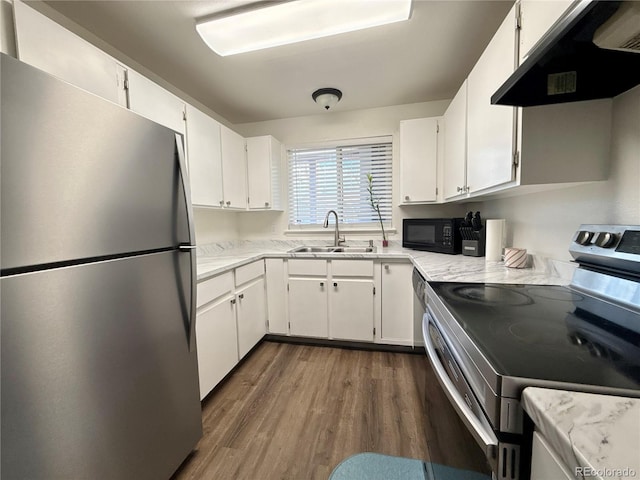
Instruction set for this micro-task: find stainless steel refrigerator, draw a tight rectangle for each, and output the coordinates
[1,54,202,479]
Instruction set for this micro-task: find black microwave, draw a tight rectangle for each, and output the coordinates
[402,218,464,254]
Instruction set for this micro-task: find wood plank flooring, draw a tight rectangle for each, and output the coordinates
[172,341,490,480]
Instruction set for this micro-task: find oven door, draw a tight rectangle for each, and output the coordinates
[423,310,524,480]
[422,310,502,470]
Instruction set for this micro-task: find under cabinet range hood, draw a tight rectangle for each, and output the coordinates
[492,0,640,107]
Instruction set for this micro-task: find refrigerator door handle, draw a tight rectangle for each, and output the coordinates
[175,133,197,351]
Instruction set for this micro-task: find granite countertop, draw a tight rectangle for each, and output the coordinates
[196,239,574,284]
[523,387,640,480]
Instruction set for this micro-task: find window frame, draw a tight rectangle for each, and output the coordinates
[286,136,393,232]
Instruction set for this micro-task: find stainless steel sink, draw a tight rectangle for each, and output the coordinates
[288,245,377,253]
[289,246,336,253]
[331,246,377,253]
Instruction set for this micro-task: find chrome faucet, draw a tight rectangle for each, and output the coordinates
[323,210,345,246]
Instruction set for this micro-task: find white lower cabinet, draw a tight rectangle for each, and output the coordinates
[329,279,374,342]
[236,278,266,359]
[195,261,266,399]
[530,431,573,480]
[265,258,288,334]
[378,261,414,346]
[288,278,328,338]
[287,259,377,342]
[196,294,238,400]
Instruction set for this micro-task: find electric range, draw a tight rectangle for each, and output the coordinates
[420,225,640,480]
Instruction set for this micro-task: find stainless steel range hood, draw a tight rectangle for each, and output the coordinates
[492,1,640,107]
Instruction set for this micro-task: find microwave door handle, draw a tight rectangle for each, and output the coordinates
[422,313,498,458]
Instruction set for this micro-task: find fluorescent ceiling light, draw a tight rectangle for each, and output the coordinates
[196,0,412,56]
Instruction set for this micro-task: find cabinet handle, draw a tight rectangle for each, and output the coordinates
[265,202,270,207]
[384,264,390,270]
[320,282,324,287]
[466,185,470,193]
[457,186,463,192]
[333,282,338,287]
[226,201,231,206]
[230,298,236,305]
[238,293,244,299]
[404,195,410,201]
[219,200,224,206]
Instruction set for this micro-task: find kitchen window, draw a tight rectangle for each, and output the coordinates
[287,137,392,230]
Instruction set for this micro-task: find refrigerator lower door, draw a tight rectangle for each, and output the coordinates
[1,251,202,480]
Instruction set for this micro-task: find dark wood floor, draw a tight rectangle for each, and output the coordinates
[172,341,490,480]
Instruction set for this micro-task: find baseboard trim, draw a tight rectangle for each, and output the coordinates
[264,334,425,355]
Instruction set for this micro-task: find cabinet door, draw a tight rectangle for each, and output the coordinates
[530,431,574,480]
[466,5,517,194]
[220,125,247,209]
[380,262,414,346]
[13,0,126,106]
[265,259,287,334]
[519,1,573,62]
[236,278,266,359]
[186,105,224,207]
[399,117,439,204]
[247,136,280,209]
[196,295,238,400]
[443,81,468,200]
[288,278,328,338]
[126,70,186,134]
[329,279,374,342]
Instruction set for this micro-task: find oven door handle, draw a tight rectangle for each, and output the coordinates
[422,312,498,458]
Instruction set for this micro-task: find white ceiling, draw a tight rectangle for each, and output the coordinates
[39,0,514,124]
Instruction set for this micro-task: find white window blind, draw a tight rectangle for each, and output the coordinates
[288,138,392,228]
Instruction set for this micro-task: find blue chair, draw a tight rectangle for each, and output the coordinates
[329,453,492,480]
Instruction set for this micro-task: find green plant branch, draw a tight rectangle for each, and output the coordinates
[366,173,387,241]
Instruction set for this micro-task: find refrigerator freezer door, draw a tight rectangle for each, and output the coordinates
[0,54,190,271]
[1,251,202,479]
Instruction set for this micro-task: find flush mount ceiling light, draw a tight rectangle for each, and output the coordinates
[196,0,412,56]
[312,88,342,110]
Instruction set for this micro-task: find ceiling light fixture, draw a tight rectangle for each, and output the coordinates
[312,88,342,111]
[196,0,412,57]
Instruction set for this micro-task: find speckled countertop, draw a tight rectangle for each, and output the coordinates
[523,387,640,480]
[196,239,574,284]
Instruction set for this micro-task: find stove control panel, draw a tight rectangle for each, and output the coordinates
[570,225,640,274]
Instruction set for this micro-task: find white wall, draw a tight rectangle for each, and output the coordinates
[234,101,469,240]
[471,85,640,261]
[193,209,239,245]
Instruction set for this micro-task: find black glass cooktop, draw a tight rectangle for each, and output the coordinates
[429,282,640,391]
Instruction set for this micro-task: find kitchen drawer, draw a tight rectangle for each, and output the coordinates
[197,271,233,308]
[331,260,374,277]
[235,260,265,286]
[287,259,327,276]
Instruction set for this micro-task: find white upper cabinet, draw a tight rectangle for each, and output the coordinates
[220,125,247,210]
[246,135,283,210]
[443,2,610,201]
[519,0,574,62]
[466,4,518,195]
[442,80,468,201]
[185,104,224,208]
[399,117,440,204]
[13,0,126,106]
[126,70,186,134]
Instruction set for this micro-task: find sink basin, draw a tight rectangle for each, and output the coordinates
[289,246,336,253]
[288,245,377,253]
[331,246,377,253]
